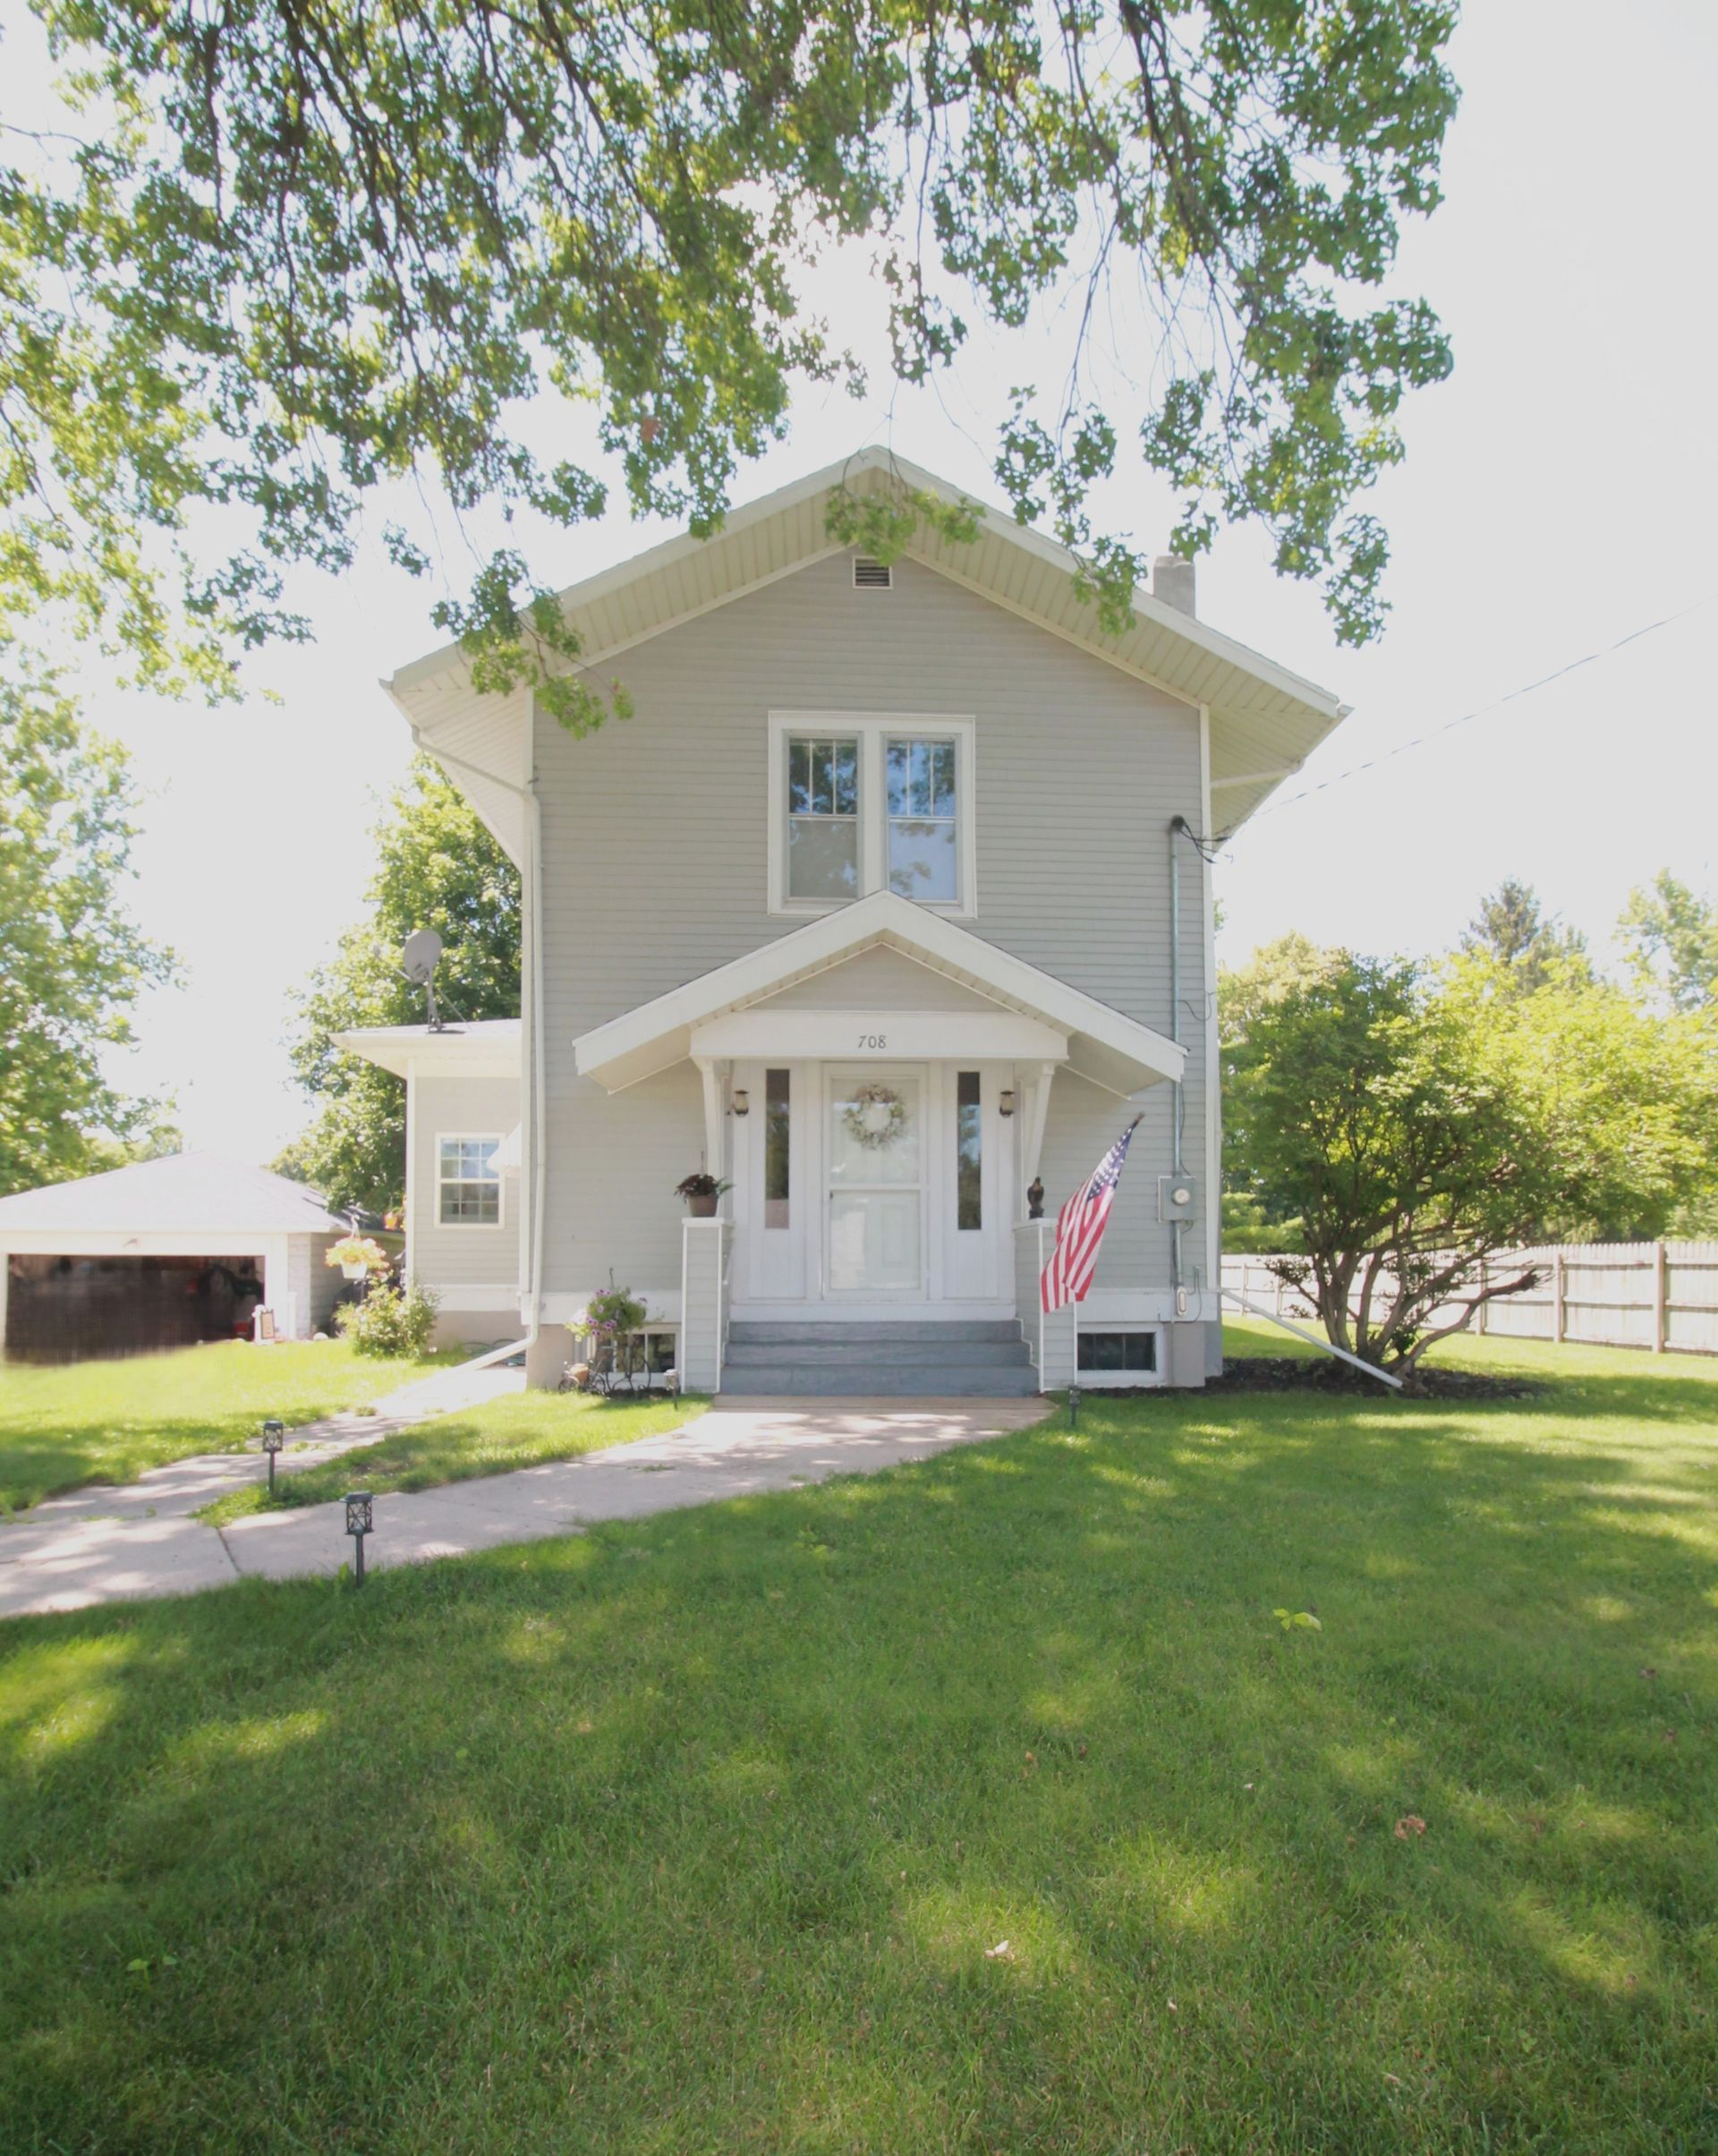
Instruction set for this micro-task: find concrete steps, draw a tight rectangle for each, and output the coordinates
[720,1320,1040,1398]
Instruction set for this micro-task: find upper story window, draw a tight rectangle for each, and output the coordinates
[769,712,976,918]
[787,737,860,904]
[438,1135,502,1227]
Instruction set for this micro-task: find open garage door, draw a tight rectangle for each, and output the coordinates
[4,1253,267,1364]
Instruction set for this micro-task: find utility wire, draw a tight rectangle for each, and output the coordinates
[1224,592,1716,841]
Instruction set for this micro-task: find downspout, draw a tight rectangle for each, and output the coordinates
[1168,814,1195,1317]
[410,726,546,1360]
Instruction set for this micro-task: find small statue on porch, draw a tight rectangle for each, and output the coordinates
[1026,1176,1045,1220]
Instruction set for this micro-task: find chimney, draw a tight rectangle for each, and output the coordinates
[1152,554,1196,617]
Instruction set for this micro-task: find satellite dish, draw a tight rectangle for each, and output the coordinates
[401,928,443,984]
[401,928,446,1031]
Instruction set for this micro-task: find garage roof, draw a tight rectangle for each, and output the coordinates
[0,1154,351,1237]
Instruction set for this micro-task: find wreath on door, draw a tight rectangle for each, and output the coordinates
[841,1081,908,1150]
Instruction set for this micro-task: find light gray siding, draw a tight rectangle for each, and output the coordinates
[759,946,1003,1014]
[408,1074,521,1295]
[534,549,1210,1309]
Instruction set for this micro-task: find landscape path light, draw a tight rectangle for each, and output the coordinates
[344,1491,374,1585]
[1067,1382,1081,1430]
[261,1418,285,1496]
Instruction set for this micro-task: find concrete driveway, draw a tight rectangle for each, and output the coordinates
[0,1396,1049,1617]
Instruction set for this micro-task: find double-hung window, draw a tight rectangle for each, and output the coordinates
[770,713,975,916]
[438,1136,502,1227]
[887,736,959,904]
[787,737,860,904]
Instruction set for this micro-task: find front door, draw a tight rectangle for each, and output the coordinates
[825,1065,925,1296]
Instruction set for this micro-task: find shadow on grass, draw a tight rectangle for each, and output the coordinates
[2,1374,1714,2152]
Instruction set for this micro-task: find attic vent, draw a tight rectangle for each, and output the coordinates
[852,556,893,590]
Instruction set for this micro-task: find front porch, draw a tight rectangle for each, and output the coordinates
[571,893,1193,1396]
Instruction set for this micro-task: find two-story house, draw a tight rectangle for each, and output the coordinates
[338,452,1348,1396]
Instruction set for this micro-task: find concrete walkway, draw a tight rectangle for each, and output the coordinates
[0,1394,1047,1617]
[0,1361,525,1619]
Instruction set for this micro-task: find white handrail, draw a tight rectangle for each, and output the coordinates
[1220,1286,1404,1390]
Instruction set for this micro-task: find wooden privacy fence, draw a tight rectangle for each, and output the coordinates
[1220,1243,1718,1358]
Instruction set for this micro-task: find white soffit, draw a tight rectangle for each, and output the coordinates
[383,448,1348,846]
[573,891,1184,1097]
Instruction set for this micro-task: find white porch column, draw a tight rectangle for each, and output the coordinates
[680,1218,732,1392]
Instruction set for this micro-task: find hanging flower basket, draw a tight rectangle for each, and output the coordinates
[841,1082,907,1150]
[327,1235,389,1282]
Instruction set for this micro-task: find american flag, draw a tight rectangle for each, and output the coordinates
[1041,1116,1144,1313]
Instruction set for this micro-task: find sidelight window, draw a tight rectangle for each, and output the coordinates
[956,1071,982,1231]
[763,1068,791,1229]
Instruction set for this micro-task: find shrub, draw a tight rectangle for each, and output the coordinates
[336,1280,439,1358]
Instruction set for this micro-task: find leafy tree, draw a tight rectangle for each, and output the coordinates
[4,0,1458,705]
[1461,878,1587,996]
[0,671,173,1194]
[1444,953,1718,1242]
[1225,955,1552,1374]
[275,761,519,1213]
[1219,932,1348,1243]
[1619,872,1718,1014]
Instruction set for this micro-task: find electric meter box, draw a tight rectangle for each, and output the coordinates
[1158,1175,1198,1222]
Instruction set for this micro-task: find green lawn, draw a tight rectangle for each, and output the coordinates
[3,1333,1716,2151]
[0,1341,454,1513]
[200,1387,709,1525]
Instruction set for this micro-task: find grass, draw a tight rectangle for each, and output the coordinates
[2,1329,1716,2151]
[0,1340,456,1514]
[199,1387,709,1526]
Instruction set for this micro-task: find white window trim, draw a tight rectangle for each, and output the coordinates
[767,710,977,921]
[435,1132,506,1231]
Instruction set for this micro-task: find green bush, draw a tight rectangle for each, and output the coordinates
[335,1280,440,1358]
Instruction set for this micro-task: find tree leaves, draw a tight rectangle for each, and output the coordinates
[273,760,519,1212]
[0,672,173,1194]
[4,0,1459,702]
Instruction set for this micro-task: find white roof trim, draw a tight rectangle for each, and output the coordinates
[334,1021,523,1082]
[385,446,1348,840]
[573,892,1185,1097]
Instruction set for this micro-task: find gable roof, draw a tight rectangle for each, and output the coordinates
[386,448,1348,860]
[0,1153,350,1236]
[573,890,1185,1099]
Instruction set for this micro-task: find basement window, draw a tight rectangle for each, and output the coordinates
[1077,1329,1158,1374]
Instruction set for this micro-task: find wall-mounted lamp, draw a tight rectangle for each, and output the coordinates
[999,1089,1016,1118]
[731,1089,750,1117]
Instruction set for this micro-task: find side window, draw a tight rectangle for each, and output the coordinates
[887,737,959,904]
[787,737,859,903]
[438,1137,501,1226]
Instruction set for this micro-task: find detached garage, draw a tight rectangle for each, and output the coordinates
[0,1155,353,1364]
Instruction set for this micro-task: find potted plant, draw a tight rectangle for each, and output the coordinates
[674,1171,731,1218]
[327,1235,390,1283]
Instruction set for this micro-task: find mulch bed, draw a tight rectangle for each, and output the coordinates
[1202,1356,1544,1401]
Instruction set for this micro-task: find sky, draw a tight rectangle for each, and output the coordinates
[23,0,1718,1165]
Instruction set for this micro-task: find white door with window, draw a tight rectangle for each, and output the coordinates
[826,1065,925,1296]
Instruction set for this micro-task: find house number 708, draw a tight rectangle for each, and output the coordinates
[856,1033,887,1049]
